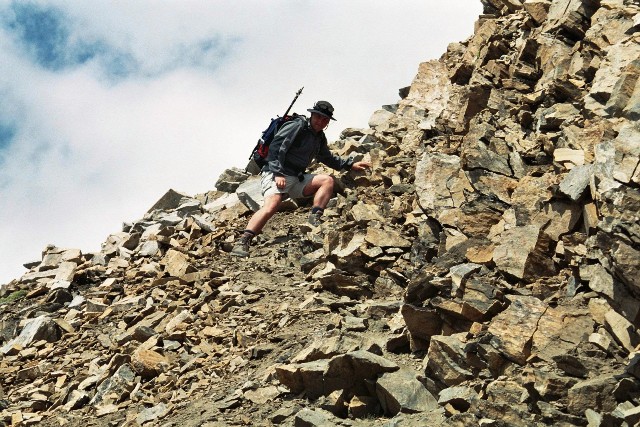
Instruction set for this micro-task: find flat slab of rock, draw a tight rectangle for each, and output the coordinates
[376,369,438,415]
[0,316,60,355]
[146,189,192,213]
[559,164,592,200]
[488,295,547,365]
[424,334,476,387]
[324,351,399,396]
[236,178,264,212]
[604,309,640,353]
[365,227,411,248]
[492,225,556,280]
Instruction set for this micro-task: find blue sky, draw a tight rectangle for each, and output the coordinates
[0,0,481,284]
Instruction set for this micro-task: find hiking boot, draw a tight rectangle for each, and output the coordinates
[230,236,251,258]
[308,211,323,227]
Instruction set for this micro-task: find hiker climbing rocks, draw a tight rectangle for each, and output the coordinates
[231,100,371,258]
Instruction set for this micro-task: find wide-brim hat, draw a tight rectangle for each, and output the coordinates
[307,100,336,121]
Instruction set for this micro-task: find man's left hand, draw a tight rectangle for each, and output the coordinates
[351,161,372,171]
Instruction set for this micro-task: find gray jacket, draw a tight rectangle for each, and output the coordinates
[265,116,353,177]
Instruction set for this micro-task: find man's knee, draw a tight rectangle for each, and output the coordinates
[262,195,282,214]
[318,174,334,189]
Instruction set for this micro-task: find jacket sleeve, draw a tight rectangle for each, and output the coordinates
[316,138,354,171]
[267,119,305,176]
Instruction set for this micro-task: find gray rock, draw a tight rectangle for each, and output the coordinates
[19,267,59,284]
[63,390,90,411]
[462,139,512,176]
[623,76,640,120]
[541,104,580,134]
[482,379,530,423]
[90,363,136,406]
[449,263,482,295]
[376,369,438,415]
[325,230,366,259]
[271,405,302,425]
[605,63,640,117]
[192,214,216,233]
[342,316,367,332]
[580,263,619,300]
[459,277,505,322]
[215,167,251,193]
[313,263,372,299]
[368,109,395,128]
[291,333,374,364]
[146,189,192,213]
[627,352,640,380]
[138,240,161,257]
[294,408,338,427]
[152,212,183,226]
[620,404,640,426]
[236,177,264,212]
[299,248,326,273]
[38,247,82,271]
[203,192,242,213]
[0,315,61,355]
[401,304,442,344]
[324,350,399,396]
[365,227,411,248]
[349,202,386,223]
[438,385,479,412]
[415,153,471,221]
[612,123,640,185]
[559,164,593,200]
[543,0,598,40]
[175,199,202,216]
[604,309,640,353]
[531,367,579,401]
[424,334,478,387]
[587,41,640,115]
[136,402,170,425]
[275,360,329,400]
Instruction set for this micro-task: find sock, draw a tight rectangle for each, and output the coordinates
[311,206,324,215]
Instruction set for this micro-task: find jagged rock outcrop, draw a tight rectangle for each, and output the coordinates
[1,0,640,425]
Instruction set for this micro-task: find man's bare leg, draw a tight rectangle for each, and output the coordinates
[246,193,284,234]
[303,174,334,225]
[231,194,283,257]
[303,174,334,209]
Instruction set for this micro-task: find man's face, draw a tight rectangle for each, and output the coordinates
[310,113,331,132]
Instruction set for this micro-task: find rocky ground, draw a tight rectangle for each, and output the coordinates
[2,0,640,426]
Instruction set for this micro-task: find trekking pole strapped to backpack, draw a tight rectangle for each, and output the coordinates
[246,87,304,174]
[283,87,303,117]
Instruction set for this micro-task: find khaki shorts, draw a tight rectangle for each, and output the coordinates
[261,171,315,199]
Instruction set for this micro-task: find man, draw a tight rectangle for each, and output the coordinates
[231,100,371,258]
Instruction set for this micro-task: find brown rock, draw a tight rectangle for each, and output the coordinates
[161,249,196,277]
[132,348,170,379]
[492,225,556,280]
[488,295,547,365]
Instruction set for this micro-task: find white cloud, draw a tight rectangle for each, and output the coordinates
[0,0,481,285]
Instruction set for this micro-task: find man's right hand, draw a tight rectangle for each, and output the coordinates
[351,161,372,171]
[275,176,286,189]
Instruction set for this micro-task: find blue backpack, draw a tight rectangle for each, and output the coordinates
[248,88,304,171]
[251,114,300,169]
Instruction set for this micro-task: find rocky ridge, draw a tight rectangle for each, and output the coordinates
[1,0,640,425]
